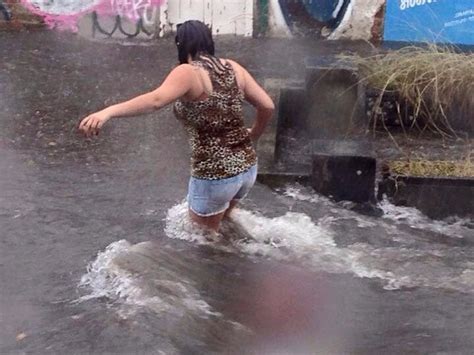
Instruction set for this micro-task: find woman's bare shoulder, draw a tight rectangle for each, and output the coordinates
[222,59,247,88]
[165,63,198,81]
[173,63,195,72]
[223,59,244,71]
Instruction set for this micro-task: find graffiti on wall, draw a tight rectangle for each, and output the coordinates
[268,0,385,40]
[92,0,161,37]
[20,0,163,33]
[0,1,12,21]
[6,0,254,38]
[91,12,156,38]
[111,0,159,25]
[4,0,384,41]
[277,0,351,36]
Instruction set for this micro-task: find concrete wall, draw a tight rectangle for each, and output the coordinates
[267,0,385,41]
[0,0,384,41]
[329,0,385,41]
[0,0,254,38]
[166,0,253,37]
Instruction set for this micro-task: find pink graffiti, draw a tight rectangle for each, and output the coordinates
[21,0,164,31]
[106,0,162,25]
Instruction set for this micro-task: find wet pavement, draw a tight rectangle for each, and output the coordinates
[0,31,473,354]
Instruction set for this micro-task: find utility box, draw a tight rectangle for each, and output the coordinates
[311,140,376,203]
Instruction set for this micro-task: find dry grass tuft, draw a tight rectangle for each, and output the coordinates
[342,46,474,137]
[389,156,473,178]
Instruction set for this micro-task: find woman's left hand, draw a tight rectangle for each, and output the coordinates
[78,111,111,138]
[247,127,258,142]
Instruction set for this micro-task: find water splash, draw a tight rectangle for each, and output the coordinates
[78,186,474,321]
[283,184,473,239]
[78,240,220,318]
[379,198,473,238]
[164,195,474,294]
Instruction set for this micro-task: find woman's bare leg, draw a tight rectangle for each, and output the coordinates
[188,200,239,232]
[189,209,226,232]
[224,200,239,219]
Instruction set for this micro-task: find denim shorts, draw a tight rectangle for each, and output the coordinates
[187,164,258,217]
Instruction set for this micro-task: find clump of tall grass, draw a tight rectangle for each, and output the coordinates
[343,46,474,137]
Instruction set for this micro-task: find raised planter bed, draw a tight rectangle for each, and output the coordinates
[259,54,473,219]
[378,175,474,219]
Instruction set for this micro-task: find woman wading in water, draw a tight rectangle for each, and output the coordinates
[79,20,274,232]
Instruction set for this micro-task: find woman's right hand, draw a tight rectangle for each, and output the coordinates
[78,110,111,138]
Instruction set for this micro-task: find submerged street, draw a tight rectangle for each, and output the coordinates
[1,32,473,354]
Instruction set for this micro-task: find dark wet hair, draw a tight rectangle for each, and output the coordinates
[175,20,215,64]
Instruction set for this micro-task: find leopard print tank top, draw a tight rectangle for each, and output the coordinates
[173,56,257,180]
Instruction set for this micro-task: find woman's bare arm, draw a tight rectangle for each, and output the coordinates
[79,64,193,137]
[227,60,275,141]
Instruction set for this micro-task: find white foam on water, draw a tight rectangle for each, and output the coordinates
[78,240,220,318]
[78,183,474,319]
[164,195,474,294]
[283,184,473,239]
[379,198,473,238]
[281,185,331,204]
[164,202,218,246]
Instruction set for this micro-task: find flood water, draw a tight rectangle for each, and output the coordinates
[1,32,473,354]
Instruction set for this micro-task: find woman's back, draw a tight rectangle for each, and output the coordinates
[78,19,274,231]
[174,55,257,180]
